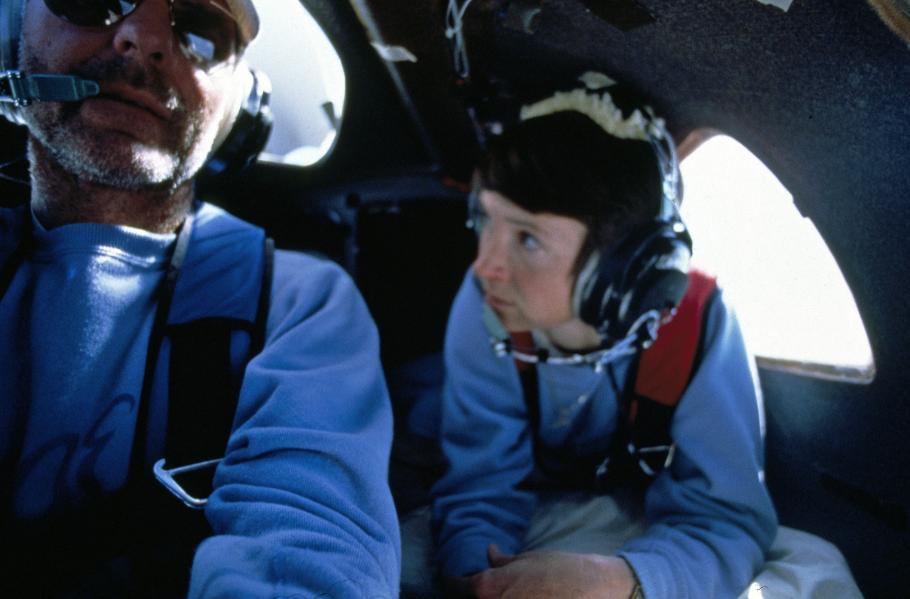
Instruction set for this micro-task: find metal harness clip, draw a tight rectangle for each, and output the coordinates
[153,458,223,509]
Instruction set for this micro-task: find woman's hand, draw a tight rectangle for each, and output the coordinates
[466,544,636,599]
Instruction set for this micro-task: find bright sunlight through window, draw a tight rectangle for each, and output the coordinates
[680,135,875,383]
[245,0,345,166]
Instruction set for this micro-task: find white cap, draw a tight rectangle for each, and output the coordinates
[223,0,259,46]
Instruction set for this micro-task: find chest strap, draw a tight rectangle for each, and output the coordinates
[513,269,717,488]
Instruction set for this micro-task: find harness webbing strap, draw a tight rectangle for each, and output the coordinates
[130,209,196,475]
[510,269,718,486]
[633,269,717,407]
[162,236,274,493]
[166,318,238,467]
[0,204,29,518]
[251,237,274,356]
[511,331,536,374]
[616,269,717,479]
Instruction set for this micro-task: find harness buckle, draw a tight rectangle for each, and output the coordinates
[631,442,676,477]
[593,442,675,487]
[153,458,222,509]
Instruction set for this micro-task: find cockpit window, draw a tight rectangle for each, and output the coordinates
[680,134,875,384]
[244,0,345,166]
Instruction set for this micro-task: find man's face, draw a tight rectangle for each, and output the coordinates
[19,0,242,191]
[472,189,588,332]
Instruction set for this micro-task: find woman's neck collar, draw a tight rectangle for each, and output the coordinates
[538,318,603,354]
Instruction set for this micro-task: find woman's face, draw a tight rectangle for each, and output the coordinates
[472,189,588,333]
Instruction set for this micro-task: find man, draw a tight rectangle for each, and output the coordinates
[0,1,399,596]
[411,80,861,598]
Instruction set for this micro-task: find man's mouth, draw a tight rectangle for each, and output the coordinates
[94,83,173,120]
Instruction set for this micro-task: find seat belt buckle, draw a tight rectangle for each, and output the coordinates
[153,458,222,509]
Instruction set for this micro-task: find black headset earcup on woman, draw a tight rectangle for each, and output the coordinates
[569,92,692,345]
[574,211,693,342]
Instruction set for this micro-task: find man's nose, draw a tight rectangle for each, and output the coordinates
[472,230,509,283]
[111,0,176,66]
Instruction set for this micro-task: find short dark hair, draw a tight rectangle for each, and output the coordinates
[477,110,664,273]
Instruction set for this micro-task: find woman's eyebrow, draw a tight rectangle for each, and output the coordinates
[504,215,543,232]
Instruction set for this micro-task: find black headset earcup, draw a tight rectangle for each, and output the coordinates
[202,68,273,178]
[0,0,25,125]
[613,231,691,334]
[576,219,692,340]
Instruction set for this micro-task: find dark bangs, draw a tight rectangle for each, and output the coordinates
[477,111,664,270]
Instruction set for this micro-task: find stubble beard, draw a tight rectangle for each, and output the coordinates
[20,53,219,193]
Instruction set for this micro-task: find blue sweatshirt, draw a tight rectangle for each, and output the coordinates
[0,203,400,598]
[432,271,777,599]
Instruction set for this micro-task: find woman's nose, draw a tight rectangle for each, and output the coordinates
[472,230,509,283]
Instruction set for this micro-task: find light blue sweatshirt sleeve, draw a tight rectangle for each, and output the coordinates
[618,289,778,599]
[188,251,400,599]
[432,272,537,578]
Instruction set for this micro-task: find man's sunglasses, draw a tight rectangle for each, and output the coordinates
[43,0,241,69]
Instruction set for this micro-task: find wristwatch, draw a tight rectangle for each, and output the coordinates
[619,556,645,599]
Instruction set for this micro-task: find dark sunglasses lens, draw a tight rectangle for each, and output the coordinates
[171,1,239,67]
[44,0,141,27]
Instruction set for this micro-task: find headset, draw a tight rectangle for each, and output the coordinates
[202,65,273,178]
[0,0,272,177]
[471,88,693,365]
[571,116,692,348]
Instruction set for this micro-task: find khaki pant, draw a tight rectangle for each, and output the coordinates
[400,493,862,598]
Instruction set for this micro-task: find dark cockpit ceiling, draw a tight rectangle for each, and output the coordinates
[342,0,910,385]
[348,0,910,237]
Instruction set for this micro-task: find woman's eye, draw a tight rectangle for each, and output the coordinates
[518,231,541,251]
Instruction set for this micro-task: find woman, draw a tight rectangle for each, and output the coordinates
[401,74,860,599]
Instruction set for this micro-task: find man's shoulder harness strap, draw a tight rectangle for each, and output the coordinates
[135,205,275,507]
[0,203,30,300]
[165,255,273,461]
